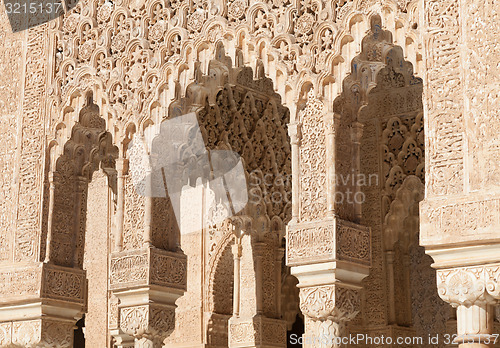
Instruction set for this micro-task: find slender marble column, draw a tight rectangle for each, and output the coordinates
[288,123,301,223]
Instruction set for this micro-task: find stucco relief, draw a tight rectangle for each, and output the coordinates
[0,0,499,345]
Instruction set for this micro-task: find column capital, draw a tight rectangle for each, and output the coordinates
[299,284,361,322]
[437,263,500,307]
[325,112,341,135]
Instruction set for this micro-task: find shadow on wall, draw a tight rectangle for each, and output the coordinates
[4,0,79,32]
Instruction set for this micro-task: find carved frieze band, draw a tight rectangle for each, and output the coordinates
[110,248,187,290]
[286,219,370,266]
[0,264,85,304]
[420,197,500,245]
[0,266,41,300]
[42,265,86,303]
[336,219,371,266]
[437,263,500,307]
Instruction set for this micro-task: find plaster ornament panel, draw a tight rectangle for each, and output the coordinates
[0,266,41,300]
[110,251,148,287]
[42,265,86,303]
[420,196,500,246]
[299,90,327,222]
[47,0,423,140]
[123,173,146,250]
[15,24,49,264]
[287,219,370,266]
[424,0,464,197]
[110,248,187,290]
[0,10,24,265]
[464,0,500,191]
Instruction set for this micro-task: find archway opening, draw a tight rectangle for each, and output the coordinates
[332,16,451,344]
[45,94,118,344]
[142,46,295,347]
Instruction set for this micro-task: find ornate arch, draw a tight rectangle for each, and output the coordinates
[328,18,428,338]
[45,94,118,268]
[47,0,423,138]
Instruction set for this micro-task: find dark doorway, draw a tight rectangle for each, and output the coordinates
[287,314,304,347]
[74,316,85,348]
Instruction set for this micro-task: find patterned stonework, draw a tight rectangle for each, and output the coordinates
[0,0,498,346]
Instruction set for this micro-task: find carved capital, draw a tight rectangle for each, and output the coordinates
[0,318,75,347]
[437,264,500,307]
[299,285,360,322]
[325,112,341,135]
[350,122,364,144]
[118,304,175,346]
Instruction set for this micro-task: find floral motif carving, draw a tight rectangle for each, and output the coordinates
[43,267,85,303]
[299,285,360,321]
[438,264,500,307]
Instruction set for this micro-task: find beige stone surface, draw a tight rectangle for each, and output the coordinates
[0,0,498,347]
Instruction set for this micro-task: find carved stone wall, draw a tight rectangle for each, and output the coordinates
[0,9,23,265]
[1,0,499,346]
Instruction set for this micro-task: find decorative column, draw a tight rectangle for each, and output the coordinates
[435,265,500,347]
[286,90,371,347]
[287,219,371,347]
[109,247,187,347]
[44,171,56,263]
[288,123,301,223]
[232,242,242,317]
[350,122,363,223]
[421,0,500,346]
[228,229,286,348]
[325,113,340,217]
[114,158,127,252]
